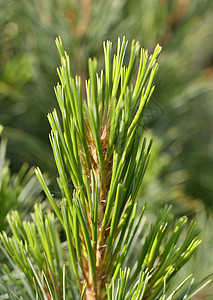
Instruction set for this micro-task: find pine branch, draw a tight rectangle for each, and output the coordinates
[1,37,211,300]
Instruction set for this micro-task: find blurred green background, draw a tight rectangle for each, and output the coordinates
[0,0,213,297]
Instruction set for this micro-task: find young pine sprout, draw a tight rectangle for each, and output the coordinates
[1,37,208,300]
[37,36,161,299]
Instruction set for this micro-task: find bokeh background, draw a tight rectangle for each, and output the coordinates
[0,0,213,298]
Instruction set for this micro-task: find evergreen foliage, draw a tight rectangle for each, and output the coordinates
[0,127,43,234]
[0,37,211,300]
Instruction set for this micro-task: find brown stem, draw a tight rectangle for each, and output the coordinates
[85,286,96,300]
[82,122,112,300]
[84,244,108,300]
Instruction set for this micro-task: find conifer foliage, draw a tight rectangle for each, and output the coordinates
[0,37,210,299]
